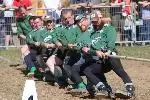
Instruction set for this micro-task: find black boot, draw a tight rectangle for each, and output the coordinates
[115,85,135,99]
[96,84,109,99]
[126,85,135,98]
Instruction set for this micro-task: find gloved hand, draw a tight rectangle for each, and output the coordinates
[96,50,106,58]
[82,47,90,54]
[34,42,41,47]
[41,43,55,48]
[56,42,63,48]
[104,50,111,57]
[68,44,77,49]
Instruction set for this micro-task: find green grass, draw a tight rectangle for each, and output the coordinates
[116,46,150,59]
[0,48,22,64]
[0,46,150,63]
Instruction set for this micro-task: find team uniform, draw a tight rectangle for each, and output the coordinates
[25,26,54,75]
[53,24,82,62]
[82,24,117,97]
[69,25,95,90]
[16,15,32,45]
[82,23,134,98]
[68,23,117,98]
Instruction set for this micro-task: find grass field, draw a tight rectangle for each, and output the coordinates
[116,46,150,59]
[0,46,150,100]
[1,45,150,61]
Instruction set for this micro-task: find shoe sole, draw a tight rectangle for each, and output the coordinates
[115,90,135,99]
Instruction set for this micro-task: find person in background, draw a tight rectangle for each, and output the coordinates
[34,0,46,16]
[110,0,131,41]
[138,0,150,40]
[0,0,5,48]
[0,0,14,50]
[43,0,62,23]
[13,0,32,18]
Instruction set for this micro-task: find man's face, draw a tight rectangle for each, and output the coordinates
[34,18,43,29]
[62,12,74,25]
[46,20,54,30]
[91,12,103,30]
[30,19,36,29]
[19,7,27,18]
[91,17,103,30]
[79,18,89,32]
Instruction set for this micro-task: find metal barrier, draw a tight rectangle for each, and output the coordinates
[74,3,150,43]
[136,4,150,42]
[75,5,134,43]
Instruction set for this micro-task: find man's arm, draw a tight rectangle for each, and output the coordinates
[104,25,117,55]
[138,1,150,7]
[16,21,27,40]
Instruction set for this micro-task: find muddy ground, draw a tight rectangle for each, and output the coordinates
[0,58,150,100]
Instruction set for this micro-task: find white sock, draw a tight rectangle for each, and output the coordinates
[125,83,133,86]
[96,82,104,88]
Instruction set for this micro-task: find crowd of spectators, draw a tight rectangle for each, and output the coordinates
[0,0,150,48]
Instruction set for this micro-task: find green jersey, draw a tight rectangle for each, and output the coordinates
[53,24,80,46]
[16,15,32,36]
[75,25,94,50]
[27,27,46,45]
[105,24,117,52]
[42,28,56,43]
[90,24,117,55]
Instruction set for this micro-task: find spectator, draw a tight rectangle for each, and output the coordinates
[111,0,132,41]
[111,0,131,16]
[43,0,62,23]
[139,0,150,19]
[138,0,150,40]
[122,0,131,16]
[110,0,124,41]
[1,0,14,49]
[13,0,32,18]
[124,15,133,41]
[0,0,5,48]
[111,0,123,5]
[31,0,46,16]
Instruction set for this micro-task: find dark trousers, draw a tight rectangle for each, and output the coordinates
[107,57,132,84]
[74,57,132,86]
[71,62,93,84]
[83,62,108,85]
[63,51,81,82]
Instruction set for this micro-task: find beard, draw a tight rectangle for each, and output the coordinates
[80,25,87,32]
[93,22,104,31]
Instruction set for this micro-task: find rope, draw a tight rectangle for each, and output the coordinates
[109,55,150,62]
[0,45,22,48]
